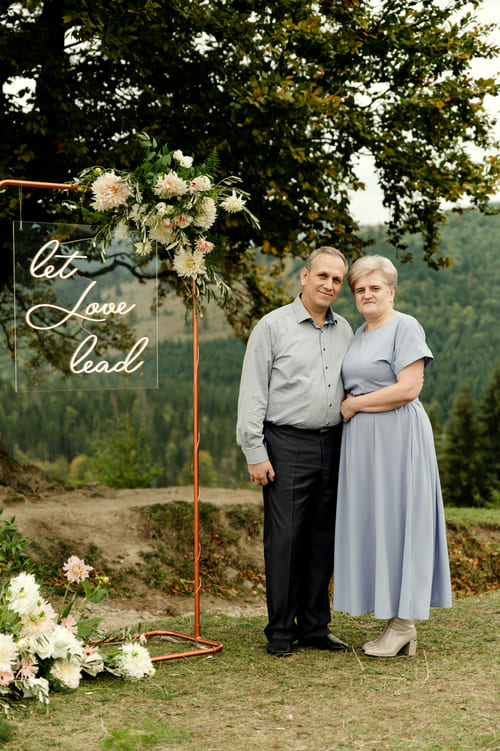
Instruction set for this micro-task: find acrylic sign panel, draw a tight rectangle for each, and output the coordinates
[13,221,159,392]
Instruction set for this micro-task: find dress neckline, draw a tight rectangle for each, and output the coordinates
[362,310,399,335]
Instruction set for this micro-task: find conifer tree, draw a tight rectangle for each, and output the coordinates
[478,365,500,504]
[440,385,487,507]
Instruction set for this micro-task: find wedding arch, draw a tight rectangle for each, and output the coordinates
[0,172,235,662]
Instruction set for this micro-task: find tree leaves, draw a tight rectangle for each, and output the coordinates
[1,0,499,339]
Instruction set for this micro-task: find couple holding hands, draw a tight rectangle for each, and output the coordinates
[237,247,452,658]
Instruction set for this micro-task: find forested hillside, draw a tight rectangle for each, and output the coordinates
[0,209,498,500]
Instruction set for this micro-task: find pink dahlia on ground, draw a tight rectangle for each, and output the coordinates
[91,172,132,211]
[63,555,93,584]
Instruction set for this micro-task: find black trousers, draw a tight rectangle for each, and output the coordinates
[262,422,342,642]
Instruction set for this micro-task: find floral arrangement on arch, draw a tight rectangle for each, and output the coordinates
[72,133,260,309]
[0,556,154,709]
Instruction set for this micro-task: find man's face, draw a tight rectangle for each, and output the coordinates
[300,253,346,315]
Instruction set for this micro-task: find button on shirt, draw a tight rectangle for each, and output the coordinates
[237,295,353,465]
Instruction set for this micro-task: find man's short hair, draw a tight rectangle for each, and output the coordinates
[306,246,348,272]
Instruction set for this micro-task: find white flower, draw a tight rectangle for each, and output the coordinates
[148,223,177,246]
[173,249,208,279]
[6,572,40,615]
[91,172,132,211]
[51,625,84,662]
[30,632,54,660]
[129,203,147,224]
[172,150,193,168]
[155,202,175,217]
[193,197,217,230]
[134,239,153,256]
[220,190,246,213]
[20,598,57,639]
[154,171,188,198]
[50,659,82,690]
[189,175,211,193]
[33,625,83,662]
[0,634,19,673]
[114,643,155,680]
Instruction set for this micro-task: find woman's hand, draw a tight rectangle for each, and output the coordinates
[340,393,358,422]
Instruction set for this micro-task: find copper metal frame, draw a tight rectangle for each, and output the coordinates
[0,178,223,660]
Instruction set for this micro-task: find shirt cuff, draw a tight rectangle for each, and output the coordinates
[243,445,270,465]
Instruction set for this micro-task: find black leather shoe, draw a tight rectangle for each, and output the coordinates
[298,633,349,651]
[266,639,293,657]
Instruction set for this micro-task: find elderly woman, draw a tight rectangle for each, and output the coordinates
[333,255,452,657]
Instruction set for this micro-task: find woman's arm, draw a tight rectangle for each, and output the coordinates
[340,359,425,422]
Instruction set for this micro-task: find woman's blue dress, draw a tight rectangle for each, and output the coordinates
[333,312,452,620]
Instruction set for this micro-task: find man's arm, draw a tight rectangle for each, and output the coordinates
[237,319,276,483]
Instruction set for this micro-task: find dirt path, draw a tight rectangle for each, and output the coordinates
[1,482,267,630]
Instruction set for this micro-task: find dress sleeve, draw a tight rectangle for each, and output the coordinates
[392,315,433,374]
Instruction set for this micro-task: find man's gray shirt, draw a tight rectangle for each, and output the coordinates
[237,295,353,465]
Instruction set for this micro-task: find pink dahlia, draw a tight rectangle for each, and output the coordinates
[189,175,212,193]
[154,171,188,198]
[91,172,132,211]
[195,236,214,254]
[62,555,93,584]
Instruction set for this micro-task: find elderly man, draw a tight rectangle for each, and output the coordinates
[237,247,353,656]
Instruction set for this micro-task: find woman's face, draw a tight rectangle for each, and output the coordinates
[352,271,395,320]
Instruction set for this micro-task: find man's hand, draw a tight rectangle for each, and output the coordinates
[248,460,275,486]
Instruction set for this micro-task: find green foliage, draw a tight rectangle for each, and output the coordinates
[478,365,500,496]
[439,386,487,507]
[0,507,35,574]
[439,368,500,507]
[90,415,162,489]
[1,1,500,342]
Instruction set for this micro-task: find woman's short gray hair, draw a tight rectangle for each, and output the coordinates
[348,255,398,292]
[306,246,348,272]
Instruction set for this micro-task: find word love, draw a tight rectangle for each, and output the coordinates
[26,241,135,330]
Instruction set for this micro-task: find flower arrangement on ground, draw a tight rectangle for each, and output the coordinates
[0,556,154,710]
[72,133,260,310]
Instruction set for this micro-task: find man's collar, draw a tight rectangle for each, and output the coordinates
[294,294,336,324]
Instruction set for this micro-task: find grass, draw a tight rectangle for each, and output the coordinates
[3,589,499,751]
[444,506,500,528]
